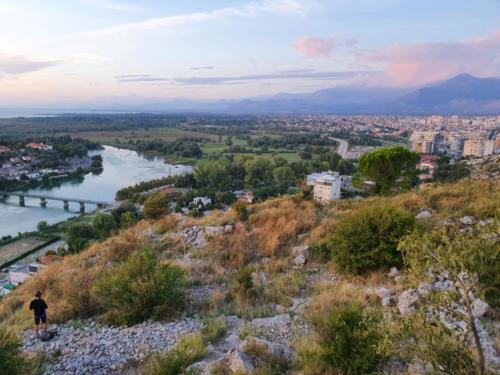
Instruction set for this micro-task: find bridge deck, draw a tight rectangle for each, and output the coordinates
[0,191,110,206]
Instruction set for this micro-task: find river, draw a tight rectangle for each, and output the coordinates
[0,146,192,237]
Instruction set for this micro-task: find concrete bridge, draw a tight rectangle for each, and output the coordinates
[0,191,111,213]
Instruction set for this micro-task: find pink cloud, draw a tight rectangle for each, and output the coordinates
[294,36,338,58]
[363,29,500,86]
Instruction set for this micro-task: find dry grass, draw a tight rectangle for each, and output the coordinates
[153,215,181,234]
[0,226,147,329]
[249,198,317,257]
[264,270,307,307]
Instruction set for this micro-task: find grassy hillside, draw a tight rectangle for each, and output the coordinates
[1,180,498,374]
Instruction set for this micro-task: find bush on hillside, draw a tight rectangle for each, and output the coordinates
[0,325,40,374]
[66,222,96,252]
[308,302,382,375]
[92,213,117,239]
[92,248,186,325]
[321,205,415,274]
[143,192,171,220]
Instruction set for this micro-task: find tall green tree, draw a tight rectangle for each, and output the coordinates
[273,166,296,192]
[143,192,171,220]
[358,146,419,194]
[66,222,96,252]
[92,213,117,239]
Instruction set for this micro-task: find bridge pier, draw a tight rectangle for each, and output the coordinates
[40,198,47,208]
[19,196,25,207]
[63,200,69,210]
[79,202,85,214]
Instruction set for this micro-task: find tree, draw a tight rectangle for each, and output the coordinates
[273,166,296,192]
[244,158,275,187]
[143,192,171,220]
[321,205,415,274]
[66,222,95,252]
[399,224,499,375]
[336,159,355,175]
[92,213,117,239]
[358,146,419,194]
[36,221,49,234]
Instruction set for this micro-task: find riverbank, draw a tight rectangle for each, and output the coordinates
[0,146,192,237]
[0,236,60,270]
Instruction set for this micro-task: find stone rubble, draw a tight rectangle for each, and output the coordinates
[21,318,202,375]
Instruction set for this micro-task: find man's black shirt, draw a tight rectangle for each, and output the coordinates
[29,299,48,316]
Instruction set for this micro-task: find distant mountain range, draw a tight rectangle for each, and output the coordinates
[226,74,500,115]
[3,74,499,116]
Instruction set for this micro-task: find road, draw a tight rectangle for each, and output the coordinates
[329,137,349,158]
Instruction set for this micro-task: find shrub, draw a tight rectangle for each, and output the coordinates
[0,325,41,374]
[233,200,249,221]
[92,248,186,325]
[141,334,206,375]
[230,266,257,306]
[201,316,227,344]
[324,205,415,274]
[143,192,171,220]
[0,325,23,374]
[92,213,117,239]
[310,302,382,375]
[65,222,96,252]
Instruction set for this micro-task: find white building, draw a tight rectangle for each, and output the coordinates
[308,171,342,203]
[8,263,44,286]
[191,197,212,208]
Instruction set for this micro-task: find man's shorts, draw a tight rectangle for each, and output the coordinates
[34,313,46,325]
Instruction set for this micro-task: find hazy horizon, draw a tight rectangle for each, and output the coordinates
[0,1,499,107]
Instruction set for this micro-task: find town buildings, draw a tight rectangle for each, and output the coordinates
[7,262,45,286]
[307,171,343,203]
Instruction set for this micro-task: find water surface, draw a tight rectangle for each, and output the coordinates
[0,146,191,237]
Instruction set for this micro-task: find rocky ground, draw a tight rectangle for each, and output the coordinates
[20,215,499,374]
[22,319,203,375]
[464,154,500,180]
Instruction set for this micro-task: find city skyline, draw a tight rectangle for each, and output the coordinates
[0,0,499,106]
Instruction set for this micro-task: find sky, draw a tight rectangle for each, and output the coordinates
[0,0,498,106]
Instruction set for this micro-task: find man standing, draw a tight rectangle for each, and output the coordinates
[29,291,48,338]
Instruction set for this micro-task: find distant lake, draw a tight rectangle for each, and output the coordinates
[0,146,192,237]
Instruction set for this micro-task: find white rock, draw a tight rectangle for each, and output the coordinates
[472,299,490,318]
[251,314,291,330]
[388,267,400,278]
[416,210,432,219]
[227,349,254,373]
[240,337,294,362]
[291,245,309,257]
[293,254,306,267]
[417,282,434,297]
[205,226,225,237]
[397,289,421,316]
[459,216,475,225]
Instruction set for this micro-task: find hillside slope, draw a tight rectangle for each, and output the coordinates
[0,180,499,374]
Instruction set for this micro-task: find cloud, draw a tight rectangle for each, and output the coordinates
[363,29,500,86]
[294,36,338,58]
[190,66,215,71]
[115,75,169,82]
[172,70,374,85]
[0,53,59,74]
[114,69,374,85]
[78,0,143,12]
[86,0,306,37]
